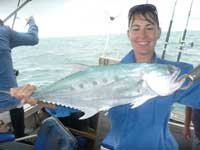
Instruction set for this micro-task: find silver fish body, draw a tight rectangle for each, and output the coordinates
[33,63,184,119]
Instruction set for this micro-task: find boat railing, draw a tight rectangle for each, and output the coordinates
[170,110,185,124]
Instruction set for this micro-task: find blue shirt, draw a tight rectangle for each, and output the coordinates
[0,18,39,112]
[108,50,200,150]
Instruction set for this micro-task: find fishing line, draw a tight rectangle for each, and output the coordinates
[101,0,127,58]
[11,0,21,29]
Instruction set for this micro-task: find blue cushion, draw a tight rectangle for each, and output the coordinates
[0,133,15,143]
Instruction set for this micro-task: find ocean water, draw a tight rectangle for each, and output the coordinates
[12,31,200,114]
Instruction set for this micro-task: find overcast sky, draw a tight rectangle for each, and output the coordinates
[0,0,199,37]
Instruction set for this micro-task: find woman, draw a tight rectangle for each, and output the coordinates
[106,4,200,150]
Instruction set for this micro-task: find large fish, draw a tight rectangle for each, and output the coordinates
[31,63,186,119]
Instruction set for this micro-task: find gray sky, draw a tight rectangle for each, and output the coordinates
[0,0,199,37]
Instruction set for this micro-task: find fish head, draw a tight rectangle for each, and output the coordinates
[144,64,185,96]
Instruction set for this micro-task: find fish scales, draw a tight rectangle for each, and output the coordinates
[33,63,184,119]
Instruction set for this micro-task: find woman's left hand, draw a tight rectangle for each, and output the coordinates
[10,84,37,105]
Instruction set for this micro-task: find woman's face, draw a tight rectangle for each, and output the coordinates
[127,14,161,57]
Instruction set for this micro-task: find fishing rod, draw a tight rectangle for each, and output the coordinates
[11,0,21,29]
[161,0,178,59]
[3,0,32,23]
[176,0,194,62]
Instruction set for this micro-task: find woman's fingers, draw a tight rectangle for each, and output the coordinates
[10,84,36,101]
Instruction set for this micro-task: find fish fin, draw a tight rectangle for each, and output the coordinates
[99,107,109,112]
[79,111,97,120]
[79,107,108,120]
[104,111,109,116]
[65,63,91,74]
[78,107,98,120]
[130,95,154,109]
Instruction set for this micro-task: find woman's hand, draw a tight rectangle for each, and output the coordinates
[10,84,57,109]
[10,84,38,105]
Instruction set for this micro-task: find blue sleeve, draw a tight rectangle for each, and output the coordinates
[175,77,200,109]
[9,17,39,48]
[175,64,200,108]
[0,93,21,112]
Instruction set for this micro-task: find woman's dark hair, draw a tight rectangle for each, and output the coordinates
[128,4,159,27]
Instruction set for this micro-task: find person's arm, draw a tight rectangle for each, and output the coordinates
[175,63,200,108]
[183,106,192,141]
[9,16,39,48]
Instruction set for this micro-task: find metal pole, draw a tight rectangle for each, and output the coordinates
[177,0,194,62]
[161,0,178,59]
[15,134,37,141]
[3,0,32,23]
[11,0,21,29]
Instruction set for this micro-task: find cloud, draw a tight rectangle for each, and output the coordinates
[1,0,199,37]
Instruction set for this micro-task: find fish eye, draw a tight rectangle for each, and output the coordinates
[167,66,176,74]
